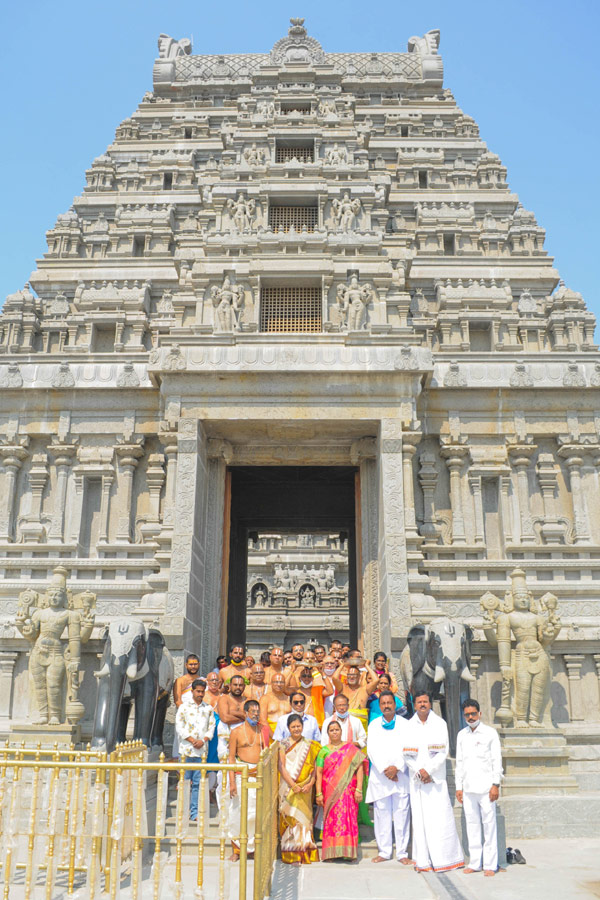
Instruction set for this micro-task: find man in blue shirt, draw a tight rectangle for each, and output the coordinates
[273,692,321,742]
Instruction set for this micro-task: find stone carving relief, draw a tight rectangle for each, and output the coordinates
[0,364,23,388]
[243,144,268,166]
[480,569,561,727]
[407,30,441,55]
[14,567,96,725]
[444,361,466,387]
[331,192,362,232]
[210,275,244,333]
[269,18,325,67]
[336,274,373,331]
[52,363,75,389]
[157,34,192,59]
[116,363,140,388]
[226,193,257,232]
[324,144,348,166]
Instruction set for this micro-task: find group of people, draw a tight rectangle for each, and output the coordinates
[173,641,503,875]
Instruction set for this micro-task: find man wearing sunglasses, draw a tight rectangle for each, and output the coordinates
[455,698,503,877]
[272,691,321,742]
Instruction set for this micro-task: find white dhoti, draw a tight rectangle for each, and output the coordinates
[373,793,410,860]
[463,791,498,871]
[227,770,257,853]
[410,780,464,872]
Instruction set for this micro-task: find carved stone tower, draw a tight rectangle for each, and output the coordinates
[1,20,599,802]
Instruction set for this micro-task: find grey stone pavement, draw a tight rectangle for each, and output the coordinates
[267,839,600,900]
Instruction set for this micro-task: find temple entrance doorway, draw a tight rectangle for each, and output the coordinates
[224,467,359,653]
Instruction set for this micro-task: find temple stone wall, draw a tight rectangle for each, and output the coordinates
[0,19,598,783]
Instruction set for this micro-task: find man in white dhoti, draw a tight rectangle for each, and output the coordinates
[404,691,464,873]
[455,698,502,876]
[366,691,413,864]
[228,700,264,860]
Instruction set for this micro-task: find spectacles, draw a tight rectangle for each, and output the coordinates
[464,712,478,718]
[291,700,305,705]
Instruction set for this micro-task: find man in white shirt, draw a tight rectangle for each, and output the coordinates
[175,678,216,821]
[404,691,464,873]
[320,693,366,748]
[366,691,413,864]
[455,698,502,877]
[273,692,321,742]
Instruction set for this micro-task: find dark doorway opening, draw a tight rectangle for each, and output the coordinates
[225,466,359,651]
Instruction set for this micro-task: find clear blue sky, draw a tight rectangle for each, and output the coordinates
[2,0,599,320]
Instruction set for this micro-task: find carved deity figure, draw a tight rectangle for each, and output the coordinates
[317,99,337,118]
[211,276,243,333]
[254,586,267,607]
[256,100,275,118]
[325,143,347,166]
[299,584,316,607]
[243,143,267,166]
[14,567,95,726]
[480,568,561,728]
[336,274,373,331]
[332,192,361,231]
[227,193,256,232]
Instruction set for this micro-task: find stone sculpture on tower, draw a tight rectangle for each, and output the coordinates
[480,569,561,728]
[14,567,96,726]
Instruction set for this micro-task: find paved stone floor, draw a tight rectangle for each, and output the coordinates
[267,839,600,900]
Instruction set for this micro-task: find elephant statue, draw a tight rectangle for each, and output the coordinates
[400,617,475,755]
[91,619,174,754]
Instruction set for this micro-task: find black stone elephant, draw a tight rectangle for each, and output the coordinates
[400,617,475,755]
[91,619,174,754]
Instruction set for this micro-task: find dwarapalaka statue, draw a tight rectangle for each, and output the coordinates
[14,566,96,726]
[480,568,560,728]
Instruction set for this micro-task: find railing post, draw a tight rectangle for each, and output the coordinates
[238,765,249,900]
[253,754,264,900]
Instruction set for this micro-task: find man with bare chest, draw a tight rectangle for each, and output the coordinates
[217,675,246,727]
[219,644,250,686]
[228,700,264,860]
[259,673,291,736]
[245,664,271,703]
[204,671,222,709]
[264,647,285,684]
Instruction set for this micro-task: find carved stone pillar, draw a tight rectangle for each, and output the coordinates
[440,442,468,544]
[0,652,18,723]
[19,451,49,542]
[115,441,145,542]
[558,445,591,543]
[402,433,421,540]
[351,436,379,653]
[98,473,114,545]
[204,439,233,663]
[564,654,585,721]
[468,473,485,544]
[0,441,29,542]
[536,452,566,543]
[47,443,77,541]
[418,451,439,542]
[469,654,482,701]
[160,431,179,529]
[499,473,514,544]
[593,655,600,707]
[378,420,410,645]
[507,443,537,544]
[140,452,165,542]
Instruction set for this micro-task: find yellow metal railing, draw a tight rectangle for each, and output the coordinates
[0,741,280,899]
[253,741,279,900]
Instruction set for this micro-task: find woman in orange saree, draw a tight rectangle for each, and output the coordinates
[278,714,320,865]
[315,720,364,861]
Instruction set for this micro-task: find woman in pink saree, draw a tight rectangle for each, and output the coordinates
[315,720,364,861]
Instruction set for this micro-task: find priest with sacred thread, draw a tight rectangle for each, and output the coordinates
[404,691,464,873]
